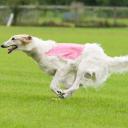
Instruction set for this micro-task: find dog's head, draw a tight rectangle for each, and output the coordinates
[1,34,33,54]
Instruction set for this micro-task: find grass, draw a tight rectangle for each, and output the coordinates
[0,26,128,128]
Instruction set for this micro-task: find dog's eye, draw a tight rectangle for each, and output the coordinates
[11,37,15,40]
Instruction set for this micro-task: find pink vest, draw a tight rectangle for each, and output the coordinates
[46,44,84,60]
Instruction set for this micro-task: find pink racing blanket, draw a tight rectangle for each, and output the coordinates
[46,44,84,60]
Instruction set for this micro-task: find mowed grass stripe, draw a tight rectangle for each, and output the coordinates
[0,26,128,128]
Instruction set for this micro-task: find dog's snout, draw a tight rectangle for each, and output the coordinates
[1,45,5,48]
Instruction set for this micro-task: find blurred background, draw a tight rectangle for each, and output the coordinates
[0,0,128,27]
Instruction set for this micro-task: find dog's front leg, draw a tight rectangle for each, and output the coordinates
[63,71,83,98]
[50,70,65,98]
[50,63,74,98]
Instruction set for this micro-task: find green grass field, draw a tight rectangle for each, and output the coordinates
[0,26,128,128]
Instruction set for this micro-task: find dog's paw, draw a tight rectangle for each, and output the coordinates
[57,90,65,99]
[63,91,73,98]
[57,90,73,99]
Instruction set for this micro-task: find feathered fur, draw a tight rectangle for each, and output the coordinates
[1,35,128,98]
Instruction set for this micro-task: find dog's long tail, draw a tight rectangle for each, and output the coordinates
[108,56,128,73]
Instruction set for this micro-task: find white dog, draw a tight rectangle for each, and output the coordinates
[1,34,128,98]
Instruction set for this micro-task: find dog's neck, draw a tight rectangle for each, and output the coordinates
[25,48,42,62]
[24,37,56,62]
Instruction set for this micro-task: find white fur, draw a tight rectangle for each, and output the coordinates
[2,35,128,98]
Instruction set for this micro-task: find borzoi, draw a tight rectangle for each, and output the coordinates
[1,34,128,98]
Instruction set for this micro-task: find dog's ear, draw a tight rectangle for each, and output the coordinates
[20,35,32,45]
[27,35,32,40]
[23,35,32,41]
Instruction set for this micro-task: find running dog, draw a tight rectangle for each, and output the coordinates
[1,34,128,98]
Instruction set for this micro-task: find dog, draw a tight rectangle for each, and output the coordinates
[1,34,128,98]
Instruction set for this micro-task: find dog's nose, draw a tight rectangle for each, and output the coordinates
[1,45,5,48]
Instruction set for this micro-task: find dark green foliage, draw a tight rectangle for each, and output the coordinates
[0,0,128,6]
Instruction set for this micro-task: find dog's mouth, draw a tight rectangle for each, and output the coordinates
[7,45,18,54]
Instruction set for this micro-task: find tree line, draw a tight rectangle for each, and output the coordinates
[0,0,128,6]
